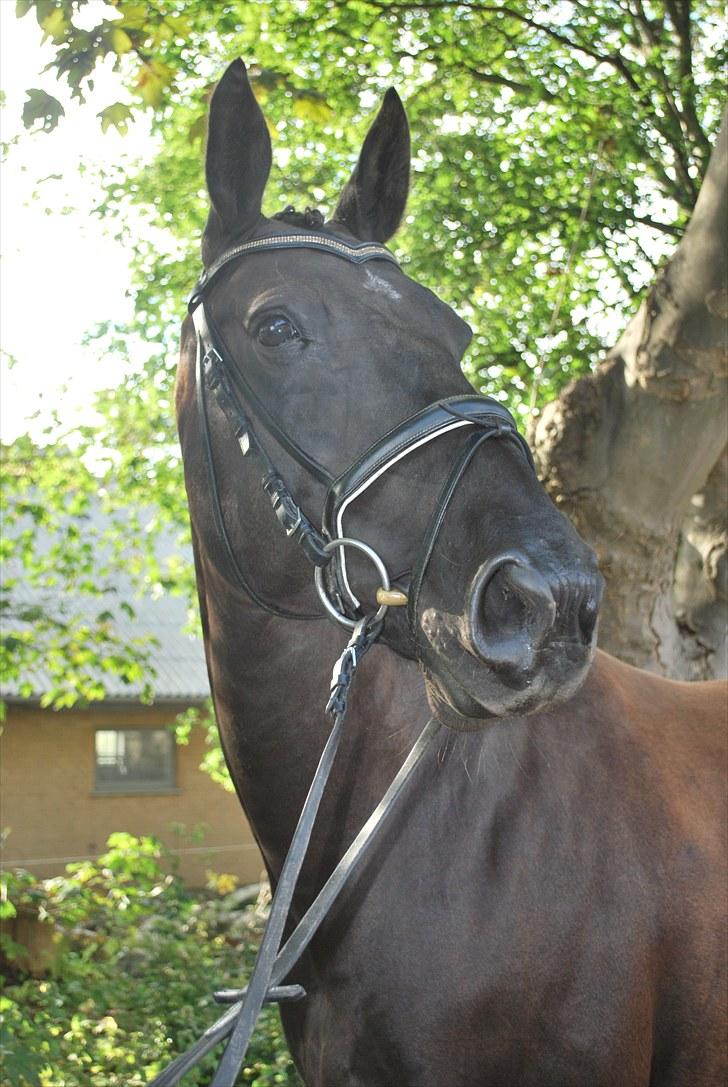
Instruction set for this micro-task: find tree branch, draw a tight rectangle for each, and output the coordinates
[625,212,684,238]
[662,0,712,162]
[631,0,700,198]
[460,60,556,100]
[362,0,645,88]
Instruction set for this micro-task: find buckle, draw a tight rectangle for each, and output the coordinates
[203,346,224,386]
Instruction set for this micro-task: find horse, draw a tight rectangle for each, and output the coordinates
[174,59,727,1086]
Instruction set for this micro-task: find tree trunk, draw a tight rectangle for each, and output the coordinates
[532,108,727,679]
[673,445,727,676]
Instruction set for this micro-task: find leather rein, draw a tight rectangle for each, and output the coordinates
[150,229,534,1086]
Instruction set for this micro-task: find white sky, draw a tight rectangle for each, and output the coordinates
[0,1,155,442]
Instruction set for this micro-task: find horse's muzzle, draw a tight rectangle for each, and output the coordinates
[417,548,603,727]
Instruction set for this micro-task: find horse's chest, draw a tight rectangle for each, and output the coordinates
[286,840,657,1086]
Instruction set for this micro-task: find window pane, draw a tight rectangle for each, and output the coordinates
[94,729,175,791]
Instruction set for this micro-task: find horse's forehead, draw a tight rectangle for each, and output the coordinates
[361,265,404,303]
[224,247,401,299]
[223,246,470,348]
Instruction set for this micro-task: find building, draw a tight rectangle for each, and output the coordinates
[0,511,264,887]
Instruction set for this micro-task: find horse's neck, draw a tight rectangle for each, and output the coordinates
[204,590,429,876]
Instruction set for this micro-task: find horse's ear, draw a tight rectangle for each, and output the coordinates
[202,59,272,261]
[333,88,410,243]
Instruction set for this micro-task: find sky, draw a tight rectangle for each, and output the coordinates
[0,2,155,442]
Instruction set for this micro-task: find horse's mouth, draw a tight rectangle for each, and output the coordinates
[422,662,541,730]
[423,669,496,731]
[421,631,595,731]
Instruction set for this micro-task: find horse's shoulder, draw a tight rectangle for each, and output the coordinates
[582,650,725,846]
[590,648,726,729]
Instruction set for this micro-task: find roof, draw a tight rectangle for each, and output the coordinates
[2,502,210,705]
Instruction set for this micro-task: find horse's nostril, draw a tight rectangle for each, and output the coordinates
[465,556,602,670]
[579,594,600,644]
[467,556,557,670]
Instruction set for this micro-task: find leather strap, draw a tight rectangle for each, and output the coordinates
[146,609,438,1087]
[193,311,325,619]
[408,430,496,647]
[196,301,334,488]
[322,396,533,613]
[324,396,525,523]
[189,232,399,310]
[147,713,440,1087]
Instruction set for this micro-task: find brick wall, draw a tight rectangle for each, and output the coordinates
[0,703,265,887]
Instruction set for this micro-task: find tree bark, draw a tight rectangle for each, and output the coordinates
[532,108,727,678]
[672,445,727,677]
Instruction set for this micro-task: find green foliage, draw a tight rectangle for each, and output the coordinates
[17,0,725,409]
[175,702,235,793]
[0,435,164,710]
[1,835,301,1086]
[77,1,726,422]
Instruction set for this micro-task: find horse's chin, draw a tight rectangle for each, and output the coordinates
[422,648,593,731]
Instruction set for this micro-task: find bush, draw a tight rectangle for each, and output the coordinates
[0,834,302,1086]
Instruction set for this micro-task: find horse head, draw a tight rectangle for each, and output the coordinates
[177,59,603,729]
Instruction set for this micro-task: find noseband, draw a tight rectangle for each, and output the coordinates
[188,228,534,632]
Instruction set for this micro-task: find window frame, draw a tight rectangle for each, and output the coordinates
[93,726,177,795]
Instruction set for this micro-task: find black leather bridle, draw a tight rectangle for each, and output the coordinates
[151,229,535,1086]
[188,229,534,633]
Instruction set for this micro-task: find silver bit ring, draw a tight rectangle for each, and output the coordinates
[314,538,390,629]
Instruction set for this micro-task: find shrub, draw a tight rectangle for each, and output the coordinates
[0,834,301,1086]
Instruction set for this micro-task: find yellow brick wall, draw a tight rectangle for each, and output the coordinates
[0,703,266,888]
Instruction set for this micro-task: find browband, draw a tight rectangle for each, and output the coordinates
[189,232,399,310]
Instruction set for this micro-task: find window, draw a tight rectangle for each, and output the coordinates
[94,728,176,793]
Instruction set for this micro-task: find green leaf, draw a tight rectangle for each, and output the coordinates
[21,88,65,132]
[0,899,17,920]
[16,605,44,623]
[98,102,134,135]
[116,2,149,30]
[40,7,68,44]
[292,92,333,124]
[15,0,33,17]
[109,27,133,55]
[135,61,172,108]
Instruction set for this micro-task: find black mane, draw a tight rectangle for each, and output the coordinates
[273,204,325,229]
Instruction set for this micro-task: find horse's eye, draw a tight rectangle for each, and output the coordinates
[255,314,301,347]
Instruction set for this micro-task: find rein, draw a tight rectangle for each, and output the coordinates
[150,616,439,1087]
[151,228,534,1085]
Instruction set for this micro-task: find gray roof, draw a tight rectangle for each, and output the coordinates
[2,503,210,705]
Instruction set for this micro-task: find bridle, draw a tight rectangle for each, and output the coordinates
[151,228,535,1086]
[188,227,534,633]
